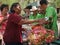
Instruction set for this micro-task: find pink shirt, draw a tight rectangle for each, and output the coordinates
[0,12,9,33]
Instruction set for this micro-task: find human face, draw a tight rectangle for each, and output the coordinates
[1,7,9,16]
[24,9,30,15]
[15,4,21,14]
[2,7,9,15]
[40,4,47,11]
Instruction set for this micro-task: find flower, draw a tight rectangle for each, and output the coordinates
[28,25,55,45]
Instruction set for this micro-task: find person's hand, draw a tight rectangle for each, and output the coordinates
[0,17,8,25]
[38,18,45,25]
[3,17,8,21]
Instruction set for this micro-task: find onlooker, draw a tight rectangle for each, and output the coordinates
[29,6,41,25]
[0,4,9,45]
[0,4,9,34]
[23,5,32,19]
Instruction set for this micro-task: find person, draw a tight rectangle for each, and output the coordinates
[38,0,58,38]
[0,4,9,45]
[29,6,44,25]
[3,3,40,45]
[0,4,9,33]
[23,5,32,19]
[29,6,38,19]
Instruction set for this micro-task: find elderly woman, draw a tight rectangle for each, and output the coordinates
[3,3,40,45]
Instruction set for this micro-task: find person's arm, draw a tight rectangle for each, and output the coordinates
[0,17,7,25]
[52,8,58,30]
[18,19,39,25]
[11,14,39,25]
[44,7,54,24]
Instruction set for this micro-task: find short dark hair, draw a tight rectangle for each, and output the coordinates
[10,3,19,13]
[0,4,8,11]
[39,0,48,5]
[25,5,32,9]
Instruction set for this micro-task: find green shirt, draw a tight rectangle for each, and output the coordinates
[29,13,45,25]
[29,13,44,19]
[45,6,58,38]
[29,6,58,38]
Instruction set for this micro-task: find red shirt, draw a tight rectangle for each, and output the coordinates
[3,13,22,43]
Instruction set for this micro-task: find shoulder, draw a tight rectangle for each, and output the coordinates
[9,13,18,17]
[46,6,55,11]
[37,13,42,15]
[8,13,22,22]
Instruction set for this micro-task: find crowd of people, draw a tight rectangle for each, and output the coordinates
[0,0,58,45]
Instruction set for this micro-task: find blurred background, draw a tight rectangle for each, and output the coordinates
[0,0,60,14]
[0,0,60,9]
